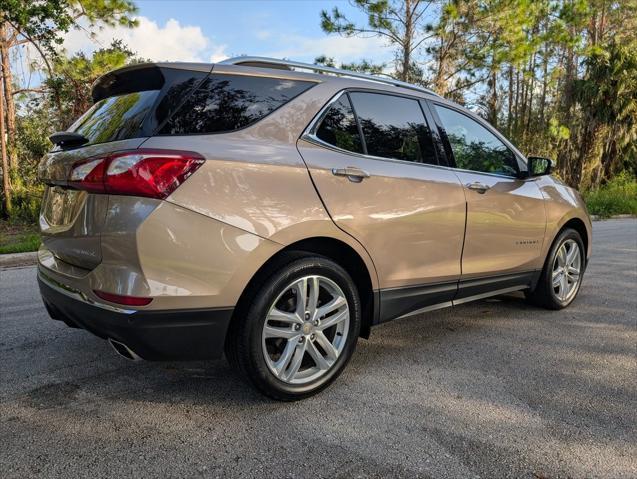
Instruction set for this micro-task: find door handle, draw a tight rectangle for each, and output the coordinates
[465,181,490,194]
[332,167,370,183]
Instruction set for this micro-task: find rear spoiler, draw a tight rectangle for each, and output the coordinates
[91,62,213,103]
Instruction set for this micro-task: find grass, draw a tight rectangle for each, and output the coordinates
[584,173,637,218]
[0,222,41,254]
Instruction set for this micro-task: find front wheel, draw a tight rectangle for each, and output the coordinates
[527,228,585,310]
[225,254,361,401]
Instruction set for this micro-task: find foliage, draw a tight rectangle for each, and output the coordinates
[314,55,387,75]
[0,40,143,220]
[0,0,138,218]
[574,39,637,186]
[320,0,434,83]
[583,172,637,218]
[46,40,139,127]
[0,0,137,68]
[2,0,637,226]
[0,0,74,56]
[319,0,637,191]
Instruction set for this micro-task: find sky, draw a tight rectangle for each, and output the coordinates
[61,0,396,67]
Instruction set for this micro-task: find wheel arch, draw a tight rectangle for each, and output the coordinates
[555,216,590,266]
[231,236,377,339]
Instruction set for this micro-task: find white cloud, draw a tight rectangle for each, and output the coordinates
[62,17,227,63]
[209,44,229,63]
[265,34,392,65]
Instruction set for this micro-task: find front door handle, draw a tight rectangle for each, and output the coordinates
[465,181,490,194]
[332,167,371,183]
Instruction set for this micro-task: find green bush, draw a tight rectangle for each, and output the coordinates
[1,185,43,225]
[584,173,637,218]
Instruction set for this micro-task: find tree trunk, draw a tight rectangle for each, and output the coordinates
[400,0,413,82]
[0,68,11,217]
[539,44,549,129]
[513,69,521,137]
[507,65,514,137]
[488,67,497,127]
[526,51,537,133]
[520,55,532,143]
[0,22,17,172]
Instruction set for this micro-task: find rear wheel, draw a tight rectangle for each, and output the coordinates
[527,228,585,309]
[226,254,361,400]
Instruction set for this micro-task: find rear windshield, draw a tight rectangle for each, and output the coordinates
[66,68,314,147]
[158,74,314,135]
[68,89,159,145]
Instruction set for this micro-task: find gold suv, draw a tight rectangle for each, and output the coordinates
[38,57,591,400]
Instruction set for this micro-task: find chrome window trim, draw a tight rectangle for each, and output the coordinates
[300,89,530,180]
[301,133,452,173]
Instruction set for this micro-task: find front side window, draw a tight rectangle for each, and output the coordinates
[349,92,437,164]
[160,74,314,135]
[434,105,519,176]
[315,95,363,154]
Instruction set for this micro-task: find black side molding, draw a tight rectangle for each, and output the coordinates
[375,271,540,324]
[376,281,457,324]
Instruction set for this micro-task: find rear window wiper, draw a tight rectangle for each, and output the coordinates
[49,131,89,148]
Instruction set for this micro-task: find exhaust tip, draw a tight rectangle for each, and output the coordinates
[108,338,142,361]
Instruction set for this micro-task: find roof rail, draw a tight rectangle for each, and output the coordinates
[219,56,441,98]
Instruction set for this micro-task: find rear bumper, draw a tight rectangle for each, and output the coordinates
[38,273,233,361]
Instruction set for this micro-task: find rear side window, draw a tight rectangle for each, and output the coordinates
[150,70,209,132]
[69,89,159,145]
[159,74,314,135]
[315,95,363,153]
[349,92,437,164]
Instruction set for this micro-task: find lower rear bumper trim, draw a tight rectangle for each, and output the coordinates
[38,274,233,361]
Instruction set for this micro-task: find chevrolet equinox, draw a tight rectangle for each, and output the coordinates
[38,57,591,400]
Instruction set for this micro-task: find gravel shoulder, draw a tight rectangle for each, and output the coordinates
[1,219,636,478]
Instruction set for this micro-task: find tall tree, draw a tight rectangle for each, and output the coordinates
[0,62,9,216]
[320,0,435,82]
[46,40,141,127]
[0,0,137,215]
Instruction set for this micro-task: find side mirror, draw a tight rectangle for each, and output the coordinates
[527,156,553,177]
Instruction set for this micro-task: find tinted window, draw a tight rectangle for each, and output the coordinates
[435,105,518,176]
[69,90,159,145]
[151,70,209,131]
[160,74,314,135]
[349,92,437,164]
[315,95,363,153]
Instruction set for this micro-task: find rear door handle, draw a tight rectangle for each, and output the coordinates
[332,167,370,183]
[465,181,490,193]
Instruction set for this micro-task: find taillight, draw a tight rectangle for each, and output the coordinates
[94,290,153,306]
[68,149,204,199]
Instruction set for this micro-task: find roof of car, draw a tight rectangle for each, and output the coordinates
[93,57,443,103]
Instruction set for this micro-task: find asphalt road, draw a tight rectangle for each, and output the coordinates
[1,219,636,479]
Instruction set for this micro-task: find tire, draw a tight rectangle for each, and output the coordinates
[527,228,585,310]
[225,253,361,401]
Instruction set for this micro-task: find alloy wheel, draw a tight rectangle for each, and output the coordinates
[261,275,350,384]
[551,239,582,302]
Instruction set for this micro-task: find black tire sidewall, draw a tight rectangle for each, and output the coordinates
[242,256,361,399]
